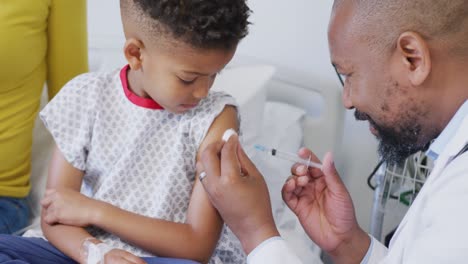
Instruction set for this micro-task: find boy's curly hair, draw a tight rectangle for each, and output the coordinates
[123,0,251,49]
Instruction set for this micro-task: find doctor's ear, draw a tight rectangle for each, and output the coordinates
[124,38,145,70]
[396,32,431,86]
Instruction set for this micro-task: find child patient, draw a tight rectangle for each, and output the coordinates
[0,0,250,263]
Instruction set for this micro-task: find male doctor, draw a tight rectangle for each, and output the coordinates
[198,0,468,263]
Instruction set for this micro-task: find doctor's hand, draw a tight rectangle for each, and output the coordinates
[282,148,370,263]
[198,135,279,254]
[41,188,99,227]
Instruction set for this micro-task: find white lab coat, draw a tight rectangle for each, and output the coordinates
[248,115,468,264]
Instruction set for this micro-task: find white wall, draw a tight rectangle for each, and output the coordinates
[87,0,380,233]
[238,0,335,81]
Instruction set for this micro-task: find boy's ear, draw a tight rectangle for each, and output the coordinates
[124,38,145,70]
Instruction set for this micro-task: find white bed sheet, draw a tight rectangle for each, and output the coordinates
[29,88,53,221]
[247,101,323,264]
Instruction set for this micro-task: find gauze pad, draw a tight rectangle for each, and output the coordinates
[222,128,237,142]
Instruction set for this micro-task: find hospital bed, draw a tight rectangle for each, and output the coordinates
[28,53,344,263]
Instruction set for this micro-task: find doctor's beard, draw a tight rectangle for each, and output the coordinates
[354,110,436,166]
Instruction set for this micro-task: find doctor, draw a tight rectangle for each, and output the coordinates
[198,0,468,263]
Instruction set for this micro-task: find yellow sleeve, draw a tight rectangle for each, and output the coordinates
[47,0,88,99]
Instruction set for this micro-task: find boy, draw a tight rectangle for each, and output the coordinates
[0,0,250,263]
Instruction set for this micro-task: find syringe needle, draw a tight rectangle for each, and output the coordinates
[254,144,323,170]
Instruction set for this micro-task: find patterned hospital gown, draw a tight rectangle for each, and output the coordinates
[37,66,246,263]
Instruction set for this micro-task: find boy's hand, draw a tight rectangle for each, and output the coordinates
[103,249,147,264]
[41,188,99,227]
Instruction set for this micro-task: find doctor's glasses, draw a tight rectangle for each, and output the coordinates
[333,64,347,87]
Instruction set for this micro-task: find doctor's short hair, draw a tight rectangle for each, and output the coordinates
[120,0,251,50]
[333,0,468,57]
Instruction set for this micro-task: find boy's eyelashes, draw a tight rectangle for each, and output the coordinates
[177,73,218,85]
[178,77,197,85]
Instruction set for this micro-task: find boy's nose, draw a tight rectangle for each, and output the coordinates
[193,84,210,99]
[192,78,214,99]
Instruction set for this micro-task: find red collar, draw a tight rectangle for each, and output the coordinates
[120,65,164,110]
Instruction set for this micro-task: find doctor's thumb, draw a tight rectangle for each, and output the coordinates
[322,152,346,192]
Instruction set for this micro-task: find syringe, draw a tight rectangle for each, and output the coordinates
[254,144,323,170]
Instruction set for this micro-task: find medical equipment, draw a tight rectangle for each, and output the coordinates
[80,237,113,264]
[254,144,323,170]
[369,151,433,242]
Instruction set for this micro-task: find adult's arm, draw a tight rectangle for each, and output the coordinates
[47,0,88,99]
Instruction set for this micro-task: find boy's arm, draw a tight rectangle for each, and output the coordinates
[86,106,238,263]
[41,146,101,263]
